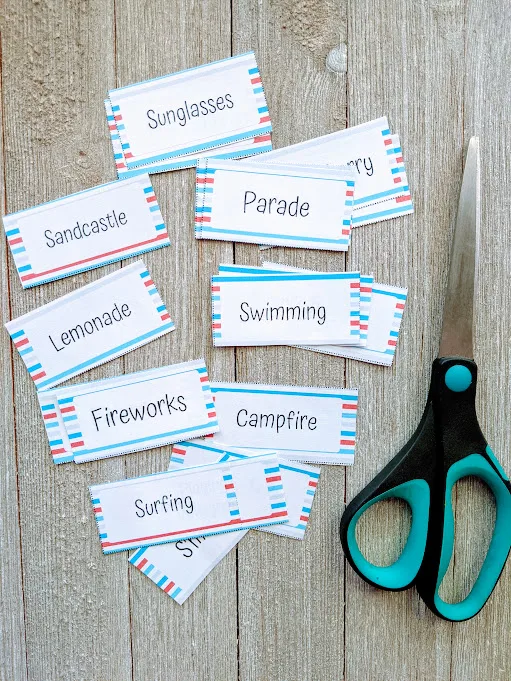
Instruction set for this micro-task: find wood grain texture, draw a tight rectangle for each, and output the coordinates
[1,0,510,680]
[114,2,238,680]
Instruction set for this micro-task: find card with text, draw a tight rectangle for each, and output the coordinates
[90,453,287,553]
[195,159,356,250]
[108,52,271,171]
[249,117,413,226]
[170,440,320,540]
[205,382,358,465]
[37,359,218,464]
[211,272,360,346]
[218,263,373,347]
[301,283,407,366]
[129,530,245,604]
[105,99,272,178]
[4,175,169,288]
[6,261,174,390]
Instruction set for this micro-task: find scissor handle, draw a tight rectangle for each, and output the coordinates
[340,397,436,591]
[416,357,511,621]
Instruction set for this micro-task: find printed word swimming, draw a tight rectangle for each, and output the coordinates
[48,302,131,352]
[134,493,194,518]
[91,394,187,432]
[237,409,317,433]
[146,94,234,130]
[346,156,373,177]
[243,192,310,217]
[240,301,326,325]
[44,210,128,249]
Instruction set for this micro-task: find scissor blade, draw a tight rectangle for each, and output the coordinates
[438,137,480,358]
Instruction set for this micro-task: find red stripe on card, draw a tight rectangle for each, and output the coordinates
[195,216,211,223]
[163,581,175,593]
[259,116,271,123]
[212,323,221,329]
[350,321,360,326]
[15,338,29,348]
[196,177,214,184]
[173,447,186,455]
[251,76,262,84]
[396,194,411,203]
[9,237,23,245]
[137,558,148,569]
[51,448,66,455]
[208,412,216,418]
[144,279,154,287]
[384,138,392,145]
[346,190,354,197]
[200,376,209,382]
[125,152,134,159]
[43,412,57,419]
[308,480,317,487]
[340,439,355,445]
[343,404,357,410]
[266,475,281,483]
[350,282,360,288]
[70,440,84,448]
[146,195,156,203]
[94,507,103,513]
[299,515,309,522]
[393,177,402,184]
[160,313,171,321]
[224,483,234,490]
[396,156,403,163]
[211,286,220,292]
[342,229,350,235]
[388,340,397,346]
[360,324,368,330]
[253,134,271,142]
[396,303,405,309]
[101,513,284,547]
[32,371,46,380]
[60,406,75,413]
[20,234,168,281]
[360,287,372,292]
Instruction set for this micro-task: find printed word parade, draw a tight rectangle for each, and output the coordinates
[243,192,310,217]
[240,301,326,325]
[91,394,187,432]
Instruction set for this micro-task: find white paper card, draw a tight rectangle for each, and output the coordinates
[108,52,271,170]
[211,272,360,346]
[217,263,373,348]
[301,283,407,366]
[195,159,356,250]
[105,99,273,179]
[206,382,358,465]
[129,531,245,604]
[37,359,218,464]
[249,118,413,225]
[170,440,320,539]
[90,453,287,553]
[6,260,174,390]
[3,176,169,288]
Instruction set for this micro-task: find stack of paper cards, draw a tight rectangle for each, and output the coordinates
[6,260,175,389]
[105,52,273,178]
[249,116,412,227]
[90,452,288,554]
[3,175,169,287]
[215,263,407,366]
[195,158,356,250]
[128,441,320,603]
[37,359,219,464]
[211,268,361,347]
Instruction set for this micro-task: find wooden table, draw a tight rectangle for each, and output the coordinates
[1,1,510,679]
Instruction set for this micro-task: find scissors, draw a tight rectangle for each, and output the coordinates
[339,138,511,622]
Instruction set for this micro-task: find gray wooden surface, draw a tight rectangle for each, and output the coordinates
[1,0,510,679]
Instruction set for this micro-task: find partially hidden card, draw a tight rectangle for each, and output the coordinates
[105,99,272,179]
[211,271,360,346]
[108,52,271,171]
[6,260,174,390]
[300,283,408,366]
[38,359,218,464]
[90,453,287,554]
[3,175,169,288]
[205,382,358,465]
[217,263,373,348]
[258,262,407,363]
[195,159,356,250]
[170,440,320,539]
[249,117,413,225]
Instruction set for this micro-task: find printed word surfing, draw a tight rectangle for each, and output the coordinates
[237,409,317,433]
[240,301,326,325]
[134,493,194,518]
[243,192,310,217]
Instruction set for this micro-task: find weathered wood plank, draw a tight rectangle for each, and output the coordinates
[114,2,238,680]
[233,2,349,679]
[450,1,511,678]
[0,51,28,681]
[2,2,132,680]
[344,1,465,679]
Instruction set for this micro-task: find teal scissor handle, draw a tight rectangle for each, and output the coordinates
[340,398,437,591]
[340,357,511,621]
